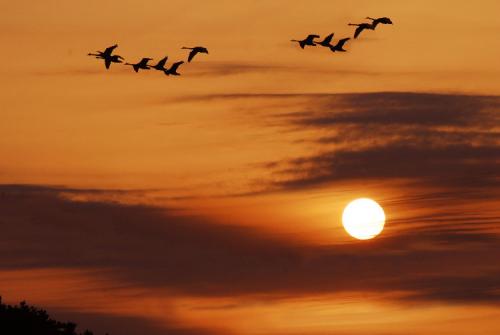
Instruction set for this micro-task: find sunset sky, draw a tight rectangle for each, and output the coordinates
[1,1,500,334]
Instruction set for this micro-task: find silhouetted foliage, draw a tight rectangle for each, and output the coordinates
[0,297,104,335]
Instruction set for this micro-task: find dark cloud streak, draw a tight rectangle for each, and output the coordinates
[250,92,500,191]
[1,185,499,304]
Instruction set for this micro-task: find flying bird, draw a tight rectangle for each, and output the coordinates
[182,46,209,62]
[103,55,124,69]
[348,22,375,39]
[88,44,124,69]
[366,16,393,28]
[330,38,350,52]
[291,34,320,49]
[88,44,119,59]
[317,33,335,47]
[164,61,184,76]
[124,58,153,72]
[150,56,169,71]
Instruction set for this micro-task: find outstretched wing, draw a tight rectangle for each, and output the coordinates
[104,57,111,69]
[138,58,152,67]
[354,26,364,38]
[103,44,118,57]
[188,50,197,62]
[157,57,168,68]
[322,33,334,44]
[336,38,350,48]
[170,61,184,72]
[305,34,320,43]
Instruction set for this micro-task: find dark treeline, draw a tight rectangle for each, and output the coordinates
[0,297,106,335]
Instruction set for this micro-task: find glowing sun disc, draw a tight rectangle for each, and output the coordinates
[342,198,385,240]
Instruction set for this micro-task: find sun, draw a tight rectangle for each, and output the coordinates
[342,198,385,240]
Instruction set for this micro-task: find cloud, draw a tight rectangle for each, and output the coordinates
[182,62,386,78]
[245,92,500,191]
[1,184,499,304]
[268,144,500,190]
[185,62,293,77]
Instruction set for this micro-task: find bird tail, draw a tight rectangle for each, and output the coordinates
[181,47,192,49]
[348,23,357,26]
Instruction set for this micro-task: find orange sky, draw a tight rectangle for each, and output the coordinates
[1,1,499,335]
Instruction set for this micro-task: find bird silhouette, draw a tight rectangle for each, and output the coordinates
[291,34,320,49]
[103,55,124,69]
[150,57,169,71]
[348,22,375,38]
[88,44,124,69]
[366,16,393,28]
[124,58,153,72]
[182,46,209,62]
[317,33,335,47]
[88,44,118,59]
[330,38,350,52]
[164,61,184,76]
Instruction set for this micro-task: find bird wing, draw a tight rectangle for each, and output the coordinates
[104,57,111,69]
[188,50,197,62]
[336,38,350,48]
[170,61,184,72]
[354,26,364,38]
[305,34,320,43]
[321,33,334,44]
[138,58,151,67]
[103,44,118,57]
[157,57,168,68]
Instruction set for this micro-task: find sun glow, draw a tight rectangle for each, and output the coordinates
[342,198,385,240]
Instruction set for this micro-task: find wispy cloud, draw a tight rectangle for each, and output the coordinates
[185,62,293,77]
[240,92,500,191]
[1,184,499,304]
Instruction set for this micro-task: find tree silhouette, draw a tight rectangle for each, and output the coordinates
[0,296,105,335]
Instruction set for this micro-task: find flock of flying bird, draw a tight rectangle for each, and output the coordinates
[291,16,393,52]
[88,16,392,75]
[87,45,209,75]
